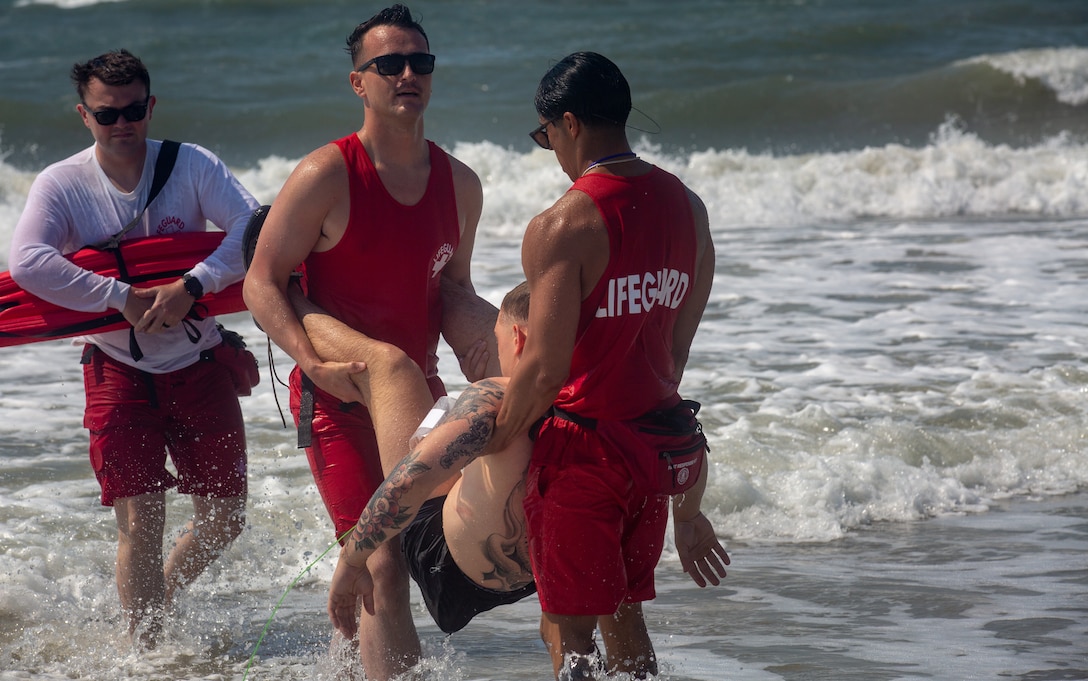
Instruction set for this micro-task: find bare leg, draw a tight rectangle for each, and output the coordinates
[540,612,601,680]
[355,535,420,679]
[290,288,434,476]
[598,602,658,679]
[114,492,167,648]
[163,494,246,608]
[289,289,430,679]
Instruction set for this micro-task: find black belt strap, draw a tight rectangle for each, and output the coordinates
[549,405,598,430]
[297,373,315,448]
[534,400,704,439]
[530,405,595,441]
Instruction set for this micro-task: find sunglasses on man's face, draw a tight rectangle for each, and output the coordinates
[356,52,436,76]
[530,119,558,150]
[83,98,150,126]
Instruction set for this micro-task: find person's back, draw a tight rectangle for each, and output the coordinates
[554,167,697,420]
[442,281,533,593]
[392,373,536,635]
[398,281,537,630]
[442,376,533,591]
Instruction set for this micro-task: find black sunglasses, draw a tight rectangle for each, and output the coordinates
[530,118,559,150]
[356,52,436,76]
[83,97,150,126]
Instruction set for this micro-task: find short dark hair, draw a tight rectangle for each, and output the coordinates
[500,281,530,326]
[70,49,150,101]
[345,4,429,66]
[534,52,631,129]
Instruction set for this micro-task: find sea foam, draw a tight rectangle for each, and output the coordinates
[964,46,1088,106]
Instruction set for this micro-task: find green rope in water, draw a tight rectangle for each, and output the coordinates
[241,528,352,680]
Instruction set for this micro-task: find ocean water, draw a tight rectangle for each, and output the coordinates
[2,0,1088,679]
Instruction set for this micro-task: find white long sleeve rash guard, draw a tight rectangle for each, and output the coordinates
[9,140,259,372]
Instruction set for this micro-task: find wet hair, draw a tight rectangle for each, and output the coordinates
[345,4,429,66]
[500,281,530,326]
[534,51,631,129]
[70,49,150,101]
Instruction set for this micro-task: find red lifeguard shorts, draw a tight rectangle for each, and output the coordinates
[525,415,669,616]
[82,345,248,506]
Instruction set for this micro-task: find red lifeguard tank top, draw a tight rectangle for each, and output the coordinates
[553,167,698,420]
[304,135,460,374]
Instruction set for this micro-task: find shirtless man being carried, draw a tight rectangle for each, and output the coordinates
[290,282,536,635]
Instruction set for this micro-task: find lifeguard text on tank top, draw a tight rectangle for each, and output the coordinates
[595,267,690,318]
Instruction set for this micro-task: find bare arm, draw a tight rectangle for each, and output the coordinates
[327,378,508,637]
[670,189,714,380]
[668,189,726,585]
[440,156,501,378]
[489,193,609,452]
[441,277,500,380]
[671,441,729,587]
[443,155,483,291]
[242,145,367,404]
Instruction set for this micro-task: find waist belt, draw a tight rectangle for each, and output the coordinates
[532,400,703,440]
[549,405,598,429]
[529,405,594,441]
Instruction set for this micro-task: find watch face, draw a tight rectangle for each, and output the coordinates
[184,274,203,298]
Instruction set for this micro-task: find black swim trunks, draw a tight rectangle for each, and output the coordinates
[402,496,537,634]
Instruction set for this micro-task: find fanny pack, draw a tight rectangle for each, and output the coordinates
[201,324,260,396]
[545,399,709,496]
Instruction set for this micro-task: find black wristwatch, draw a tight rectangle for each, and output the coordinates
[182,273,204,299]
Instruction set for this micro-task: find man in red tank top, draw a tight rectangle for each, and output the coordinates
[486,52,730,679]
[243,5,496,679]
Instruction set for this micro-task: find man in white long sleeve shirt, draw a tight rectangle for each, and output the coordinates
[8,49,259,648]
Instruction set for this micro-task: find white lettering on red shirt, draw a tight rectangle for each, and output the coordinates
[595,268,690,318]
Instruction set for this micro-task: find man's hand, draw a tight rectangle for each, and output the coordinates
[457,338,491,382]
[306,360,369,405]
[327,550,375,640]
[121,287,155,328]
[675,512,730,587]
[127,280,194,333]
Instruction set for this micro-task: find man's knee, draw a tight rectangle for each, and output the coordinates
[216,505,246,545]
[115,494,167,545]
[366,541,412,600]
[195,496,247,546]
[541,612,599,678]
[368,343,417,380]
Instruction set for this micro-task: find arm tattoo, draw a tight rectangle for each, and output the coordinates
[437,379,505,471]
[350,453,431,552]
[348,379,506,554]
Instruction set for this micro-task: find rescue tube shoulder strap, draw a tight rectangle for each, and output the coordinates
[91,140,181,252]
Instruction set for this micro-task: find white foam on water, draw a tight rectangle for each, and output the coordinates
[963,46,1088,106]
[12,0,125,7]
[4,119,1087,263]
